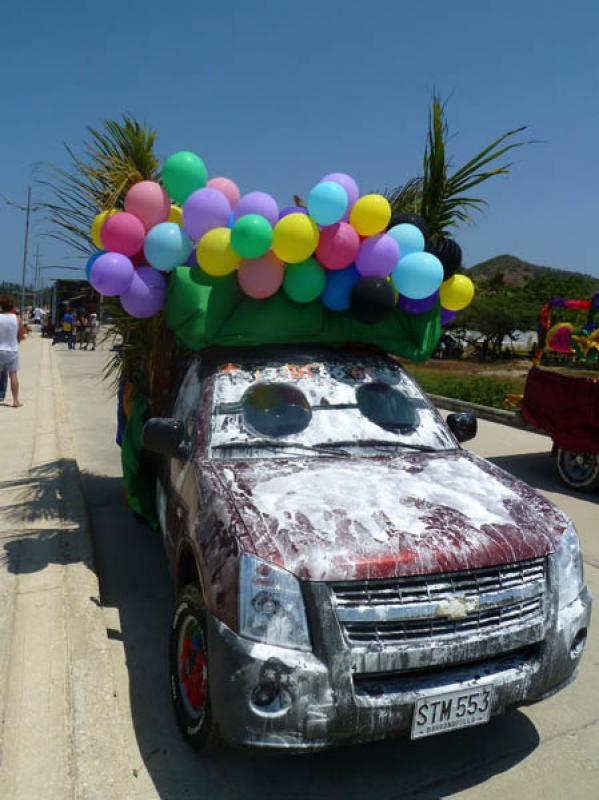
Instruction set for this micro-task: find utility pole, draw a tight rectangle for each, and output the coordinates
[34,244,41,308]
[19,186,32,318]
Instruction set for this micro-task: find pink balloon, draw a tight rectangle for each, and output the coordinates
[316,222,360,270]
[207,177,241,208]
[101,212,145,256]
[124,181,170,231]
[356,234,400,278]
[120,266,166,318]
[238,253,284,299]
[183,188,231,240]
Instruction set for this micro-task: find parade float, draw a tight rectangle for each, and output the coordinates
[519,294,599,491]
[85,150,475,519]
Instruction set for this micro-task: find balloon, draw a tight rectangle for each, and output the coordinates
[320,172,359,218]
[85,250,104,282]
[356,234,400,278]
[238,253,284,299]
[321,265,360,311]
[349,194,391,236]
[272,213,319,263]
[316,222,360,270]
[168,205,183,226]
[398,291,439,314]
[441,307,457,325]
[387,223,425,259]
[90,252,134,296]
[185,248,198,267]
[124,181,170,231]
[196,227,241,276]
[183,187,231,240]
[207,176,240,208]
[231,214,273,259]
[388,212,429,241]
[120,266,166,318]
[101,212,145,256]
[283,257,326,303]
[91,209,116,249]
[439,274,475,311]
[130,248,145,267]
[279,206,308,219]
[392,252,444,299]
[162,151,207,204]
[233,192,279,227]
[307,181,348,226]
[427,237,463,280]
[350,277,396,324]
[144,222,192,272]
[227,211,235,228]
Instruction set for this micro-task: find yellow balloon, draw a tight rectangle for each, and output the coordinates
[349,194,391,236]
[440,274,475,311]
[168,204,183,226]
[272,213,319,263]
[91,209,116,248]
[196,227,241,276]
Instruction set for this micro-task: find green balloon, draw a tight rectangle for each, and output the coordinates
[162,151,207,204]
[231,214,273,259]
[283,258,326,304]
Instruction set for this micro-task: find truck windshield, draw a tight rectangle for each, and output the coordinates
[209,358,455,458]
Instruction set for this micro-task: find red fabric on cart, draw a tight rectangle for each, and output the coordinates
[521,367,599,453]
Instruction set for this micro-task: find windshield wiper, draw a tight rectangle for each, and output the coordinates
[315,439,445,453]
[212,440,351,458]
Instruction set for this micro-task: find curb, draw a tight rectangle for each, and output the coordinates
[427,393,549,437]
[49,345,137,799]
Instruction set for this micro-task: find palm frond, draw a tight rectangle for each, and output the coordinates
[383,177,424,216]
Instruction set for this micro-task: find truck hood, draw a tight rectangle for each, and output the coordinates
[208,450,568,581]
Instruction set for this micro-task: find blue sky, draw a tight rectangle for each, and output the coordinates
[1,0,598,285]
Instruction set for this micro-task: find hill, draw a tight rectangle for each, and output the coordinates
[467,255,599,290]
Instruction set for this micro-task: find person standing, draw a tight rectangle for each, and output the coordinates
[84,312,99,351]
[76,310,88,350]
[0,295,24,407]
[61,307,75,350]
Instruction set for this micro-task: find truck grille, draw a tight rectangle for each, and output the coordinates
[330,558,547,649]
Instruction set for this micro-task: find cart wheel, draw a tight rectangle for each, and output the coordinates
[556,449,599,492]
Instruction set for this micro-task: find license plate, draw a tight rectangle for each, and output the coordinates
[410,686,494,739]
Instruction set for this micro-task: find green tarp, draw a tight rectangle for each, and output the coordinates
[165,266,441,362]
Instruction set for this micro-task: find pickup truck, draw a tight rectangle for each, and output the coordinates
[142,346,591,753]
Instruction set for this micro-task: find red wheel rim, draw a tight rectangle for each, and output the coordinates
[178,616,208,722]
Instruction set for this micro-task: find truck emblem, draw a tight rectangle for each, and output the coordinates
[435,596,480,620]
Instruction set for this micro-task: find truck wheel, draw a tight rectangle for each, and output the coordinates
[169,583,221,754]
[556,448,599,492]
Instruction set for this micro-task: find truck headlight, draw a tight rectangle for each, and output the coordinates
[238,554,311,651]
[556,522,584,610]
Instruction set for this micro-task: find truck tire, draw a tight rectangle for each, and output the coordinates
[556,448,599,492]
[169,583,221,754]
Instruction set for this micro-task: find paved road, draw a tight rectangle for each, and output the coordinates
[53,338,598,799]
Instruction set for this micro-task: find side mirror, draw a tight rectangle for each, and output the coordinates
[446,412,477,443]
[142,417,188,457]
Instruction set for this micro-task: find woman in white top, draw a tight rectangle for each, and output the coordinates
[0,295,24,407]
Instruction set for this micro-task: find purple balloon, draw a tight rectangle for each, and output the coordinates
[441,306,457,325]
[279,206,308,219]
[185,248,198,267]
[320,172,359,221]
[120,266,166,318]
[398,290,439,315]
[356,234,399,278]
[183,188,231,240]
[233,192,279,227]
[90,252,134,296]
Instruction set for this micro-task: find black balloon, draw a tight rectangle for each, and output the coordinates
[387,212,430,242]
[350,278,396,324]
[427,237,462,280]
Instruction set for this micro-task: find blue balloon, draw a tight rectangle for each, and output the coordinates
[86,250,104,282]
[392,252,443,300]
[144,222,192,272]
[387,223,425,259]
[307,181,348,226]
[321,265,360,311]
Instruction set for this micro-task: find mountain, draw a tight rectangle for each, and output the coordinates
[467,255,599,289]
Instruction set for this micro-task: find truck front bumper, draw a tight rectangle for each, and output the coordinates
[206,585,591,751]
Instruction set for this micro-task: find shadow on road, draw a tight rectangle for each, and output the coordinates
[489,450,596,501]
[80,470,540,799]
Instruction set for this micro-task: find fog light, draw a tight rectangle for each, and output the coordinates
[570,628,587,659]
[250,683,293,716]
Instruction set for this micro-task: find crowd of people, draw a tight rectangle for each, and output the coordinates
[52,308,100,351]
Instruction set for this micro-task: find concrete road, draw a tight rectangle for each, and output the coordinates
[53,338,598,799]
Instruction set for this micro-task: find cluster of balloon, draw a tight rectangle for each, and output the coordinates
[86,150,475,325]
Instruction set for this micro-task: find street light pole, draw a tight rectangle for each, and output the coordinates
[19,186,32,318]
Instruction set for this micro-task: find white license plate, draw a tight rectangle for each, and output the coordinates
[410,686,494,739]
